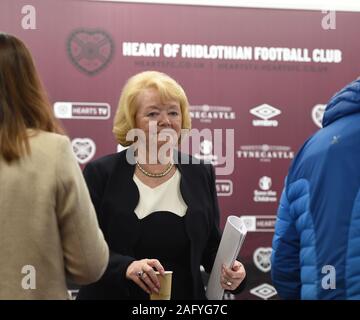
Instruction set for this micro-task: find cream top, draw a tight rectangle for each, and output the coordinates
[133,169,188,219]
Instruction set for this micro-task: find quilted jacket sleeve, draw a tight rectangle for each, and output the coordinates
[271,180,301,299]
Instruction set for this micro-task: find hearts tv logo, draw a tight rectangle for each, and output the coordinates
[72,138,96,164]
[67,29,114,75]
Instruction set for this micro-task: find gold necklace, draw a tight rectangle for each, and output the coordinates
[136,161,174,178]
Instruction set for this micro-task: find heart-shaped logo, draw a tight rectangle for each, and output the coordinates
[312,104,326,128]
[67,29,114,76]
[253,247,272,272]
[71,138,96,164]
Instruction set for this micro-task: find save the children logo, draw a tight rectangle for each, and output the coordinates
[253,177,277,202]
[194,140,218,165]
[259,176,272,191]
[200,140,213,155]
[67,29,114,75]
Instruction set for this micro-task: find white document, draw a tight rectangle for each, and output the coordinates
[206,215,247,300]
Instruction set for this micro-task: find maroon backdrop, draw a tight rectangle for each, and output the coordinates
[1,0,360,300]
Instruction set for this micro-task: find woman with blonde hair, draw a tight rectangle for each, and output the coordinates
[77,70,246,300]
[0,33,109,299]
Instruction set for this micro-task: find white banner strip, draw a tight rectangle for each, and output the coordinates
[90,0,360,12]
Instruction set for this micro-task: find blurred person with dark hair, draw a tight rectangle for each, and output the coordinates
[272,78,360,299]
[0,33,109,299]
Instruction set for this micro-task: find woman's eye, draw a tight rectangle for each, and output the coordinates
[147,112,159,117]
[169,111,179,116]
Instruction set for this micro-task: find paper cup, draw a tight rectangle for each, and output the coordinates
[150,271,173,300]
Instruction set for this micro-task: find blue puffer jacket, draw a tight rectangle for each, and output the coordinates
[271,79,360,300]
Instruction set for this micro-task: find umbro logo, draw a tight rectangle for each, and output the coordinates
[250,283,277,300]
[250,104,281,127]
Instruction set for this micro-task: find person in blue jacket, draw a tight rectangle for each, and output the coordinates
[271,78,360,300]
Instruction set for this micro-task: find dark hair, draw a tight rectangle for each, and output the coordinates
[0,33,64,162]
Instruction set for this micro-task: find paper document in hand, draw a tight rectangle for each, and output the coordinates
[206,215,247,300]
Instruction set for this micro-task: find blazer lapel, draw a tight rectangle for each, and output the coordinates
[102,148,140,254]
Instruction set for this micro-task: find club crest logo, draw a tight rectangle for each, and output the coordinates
[253,247,272,272]
[312,104,326,128]
[71,138,96,164]
[67,29,114,75]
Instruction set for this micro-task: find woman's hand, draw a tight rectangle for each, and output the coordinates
[220,260,246,291]
[126,258,165,295]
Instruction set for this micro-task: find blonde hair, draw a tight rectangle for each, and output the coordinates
[113,71,191,146]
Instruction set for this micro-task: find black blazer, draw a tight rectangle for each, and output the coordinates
[77,149,246,300]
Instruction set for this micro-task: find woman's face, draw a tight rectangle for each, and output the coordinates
[135,88,182,150]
